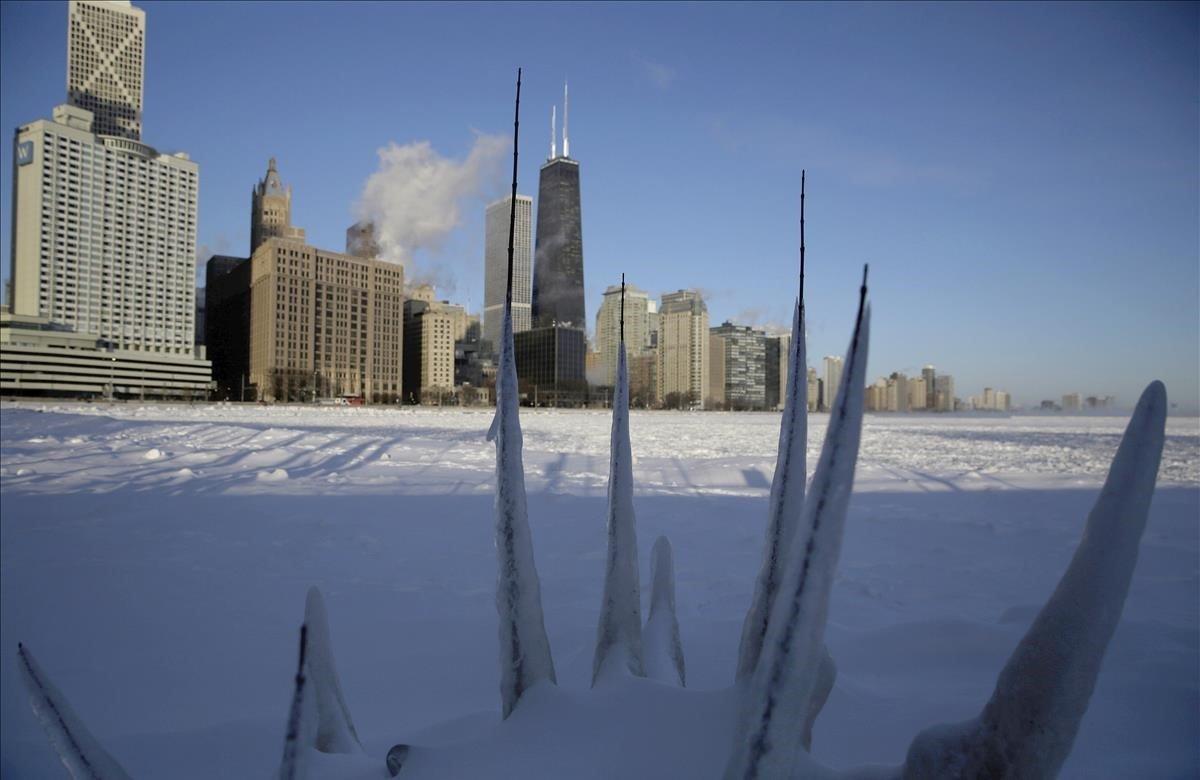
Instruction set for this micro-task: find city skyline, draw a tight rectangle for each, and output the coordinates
[1,2,1196,410]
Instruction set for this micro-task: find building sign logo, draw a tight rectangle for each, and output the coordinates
[17,141,34,166]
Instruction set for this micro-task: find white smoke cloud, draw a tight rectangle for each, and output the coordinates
[354,133,509,293]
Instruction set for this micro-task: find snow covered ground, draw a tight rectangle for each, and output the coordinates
[1,402,1197,777]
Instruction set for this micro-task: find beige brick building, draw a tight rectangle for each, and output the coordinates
[657,289,709,408]
[248,237,404,403]
[402,284,462,404]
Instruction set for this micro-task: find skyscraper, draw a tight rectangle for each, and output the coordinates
[484,194,532,351]
[711,322,767,410]
[923,365,937,409]
[823,355,844,411]
[532,83,585,330]
[3,0,211,400]
[657,290,709,407]
[67,0,145,140]
[595,283,651,387]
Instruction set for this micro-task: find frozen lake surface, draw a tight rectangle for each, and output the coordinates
[2,402,1197,777]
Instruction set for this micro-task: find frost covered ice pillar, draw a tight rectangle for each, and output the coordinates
[727,267,870,780]
[593,278,645,683]
[902,380,1168,779]
[737,171,809,683]
[488,68,556,719]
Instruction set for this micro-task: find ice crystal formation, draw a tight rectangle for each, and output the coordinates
[17,77,1169,780]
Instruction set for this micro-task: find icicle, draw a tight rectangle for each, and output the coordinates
[902,380,1168,779]
[643,535,686,687]
[737,172,808,682]
[593,338,645,684]
[17,643,133,780]
[304,587,362,753]
[278,625,314,780]
[492,68,556,719]
[726,269,870,780]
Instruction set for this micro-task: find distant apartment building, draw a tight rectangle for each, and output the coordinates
[708,333,726,408]
[629,352,657,407]
[923,365,937,409]
[807,367,820,412]
[403,286,459,404]
[657,290,709,407]
[934,374,956,411]
[823,355,844,411]
[765,332,791,411]
[595,283,652,387]
[1062,393,1082,412]
[909,375,928,410]
[711,322,767,410]
[483,195,532,353]
[887,372,910,412]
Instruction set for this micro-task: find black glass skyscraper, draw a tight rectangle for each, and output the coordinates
[532,84,585,330]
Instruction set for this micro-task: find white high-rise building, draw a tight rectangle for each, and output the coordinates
[595,283,651,386]
[483,194,532,352]
[823,355,844,411]
[67,0,146,140]
[10,104,199,355]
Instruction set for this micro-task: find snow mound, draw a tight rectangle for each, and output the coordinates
[144,448,164,460]
[257,468,290,483]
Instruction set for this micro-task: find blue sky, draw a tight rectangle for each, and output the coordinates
[2,1,1197,410]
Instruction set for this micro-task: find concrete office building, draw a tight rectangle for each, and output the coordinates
[657,290,709,407]
[514,325,587,406]
[483,195,532,352]
[67,0,145,140]
[711,322,767,410]
[595,283,652,387]
[10,104,199,355]
[248,239,404,403]
[1,309,211,399]
[5,2,211,398]
[204,255,250,399]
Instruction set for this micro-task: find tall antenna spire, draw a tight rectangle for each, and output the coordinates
[551,106,557,160]
[506,69,522,312]
[800,170,806,309]
[620,274,625,345]
[562,80,570,158]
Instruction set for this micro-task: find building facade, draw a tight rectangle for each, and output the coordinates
[823,355,844,411]
[10,104,200,356]
[483,194,532,352]
[67,0,145,140]
[248,237,404,403]
[711,322,767,410]
[345,220,380,259]
[514,325,587,406]
[657,290,709,407]
[532,90,584,330]
[204,255,250,399]
[595,283,652,387]
[403,285,462,404]
[765,332,791,410]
